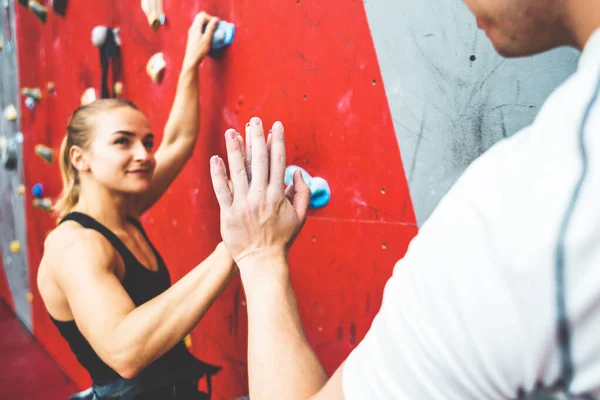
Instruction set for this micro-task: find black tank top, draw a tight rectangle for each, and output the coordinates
[50,212,219,384]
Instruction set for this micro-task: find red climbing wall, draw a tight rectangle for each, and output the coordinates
[16,0,417,397]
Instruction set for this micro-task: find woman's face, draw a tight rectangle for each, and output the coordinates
[85,107,157,195]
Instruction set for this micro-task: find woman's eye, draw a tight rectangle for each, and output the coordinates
[115,137,129,145]
[144,140,154,149]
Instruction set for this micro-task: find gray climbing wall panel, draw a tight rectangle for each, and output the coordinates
[0,0,31,330]
[364,0,580,225]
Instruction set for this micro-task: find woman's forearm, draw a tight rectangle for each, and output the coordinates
[108,243,236,378]
[161,61,201,152]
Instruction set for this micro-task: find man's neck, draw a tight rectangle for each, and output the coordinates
[564,0,600,50]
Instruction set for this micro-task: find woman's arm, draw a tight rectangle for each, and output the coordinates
[54,232,235,379]
[134,12,219,215]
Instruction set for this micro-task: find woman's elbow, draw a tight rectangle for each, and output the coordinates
[105,346,144,380]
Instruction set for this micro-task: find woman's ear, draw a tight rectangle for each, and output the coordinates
[70,145,90,172]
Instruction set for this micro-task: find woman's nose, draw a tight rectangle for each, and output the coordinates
[133,142,152,161]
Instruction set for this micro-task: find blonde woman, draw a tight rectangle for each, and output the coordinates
[37,12,235,400]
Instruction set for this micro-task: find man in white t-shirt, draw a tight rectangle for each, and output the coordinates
[208,0,600,399]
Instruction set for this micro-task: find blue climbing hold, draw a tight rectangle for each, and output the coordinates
[31,183,44,198]
[209,21,235,57]
[284,166,331,209]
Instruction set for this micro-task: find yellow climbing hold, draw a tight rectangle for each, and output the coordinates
[33,198,52,212]
[184,334,192,349]
[114,81,123,97]
[17,185,26,195]
[9,240,21,253]
[26,292,33,303]
[35,144,54,163]
[3,104,17,121]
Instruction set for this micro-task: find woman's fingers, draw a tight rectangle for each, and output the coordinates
[225,129,249,197]
[210,156,232,208]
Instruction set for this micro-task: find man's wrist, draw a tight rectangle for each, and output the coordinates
[238,249,290,287]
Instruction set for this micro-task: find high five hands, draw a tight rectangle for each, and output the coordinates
[209,118,312,275]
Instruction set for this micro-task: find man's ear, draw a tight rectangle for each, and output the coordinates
[70,145,90,172]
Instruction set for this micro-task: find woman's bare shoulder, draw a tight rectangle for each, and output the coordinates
[42,222,117,274]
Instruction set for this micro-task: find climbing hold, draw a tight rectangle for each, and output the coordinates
[208,20,235,57]
[184,334,192,349]
[0,136,18,170]
[92,26,121,98]
[26,292,33,303]
[9,240,20,253]
[146,52,166,83]
[0,34,4,51]
[81,88,96,105]
[28,0,47,23]
[33,197,52,212]
[141,0,165,30]
[91,26,108,47]
[114,81,123,97]
[3,104,17,121]
[22,87,42,102]
[47,81,56,94]
[91,26,121,48]
[51,0,68,16]
[31,183,44,198]
[17,185,26,195]
[284,166,331,209]
[24,97,35,110]
[35,144,53,163]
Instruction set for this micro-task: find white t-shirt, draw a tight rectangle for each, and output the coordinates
[343,29,600,400]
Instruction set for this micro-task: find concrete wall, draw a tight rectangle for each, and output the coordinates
[364,0,580,224]
[0,0,31,330]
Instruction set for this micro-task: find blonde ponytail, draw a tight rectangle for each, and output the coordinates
[53,99,140,223]
[53,135,80,222]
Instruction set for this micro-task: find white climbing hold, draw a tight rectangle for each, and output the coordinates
[91,26,108,47]
[3,104,17,121]
[81,88,96,105]
[146,52,166,83]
